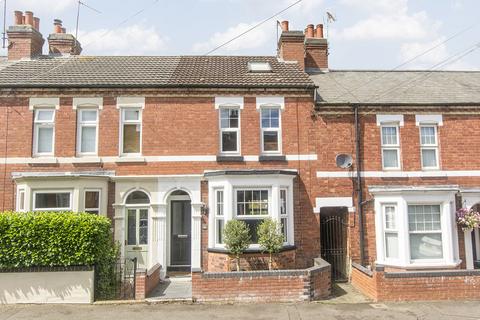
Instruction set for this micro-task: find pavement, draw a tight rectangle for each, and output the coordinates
[146,276,192,302]
[2,300,480,320]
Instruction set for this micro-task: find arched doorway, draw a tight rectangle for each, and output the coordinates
[167,190,192,272]
[125,190,150,269]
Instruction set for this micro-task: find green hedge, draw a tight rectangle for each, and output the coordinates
[0,211,118,299]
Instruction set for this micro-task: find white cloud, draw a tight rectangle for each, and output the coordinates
[192,21,273,54]
[399,37,449,68]
[77,24,169,55]
[13,0,77,14]
[340,0,408,14]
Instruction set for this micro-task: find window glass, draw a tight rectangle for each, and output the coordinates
[81,110,97,122]
[126,191,150,204]
[18,190,25,211]
[139,209,148,245]
[381,126,398,145]
[263,131,279,151]
[221,131,237,152]
[382,149,399,168]
[421,149,437,168]
[408,205,443,260]
[127,209,136,245]
[215,190,224,244]
[85,191,100,214]
[34,192,70,210]
[236,190,269,216]
[420,126,436,145]
[217,220,224,244]
[124,110,140,121]
[36,110,54,121]
[80,126,96,153]
[37,127,54,153]
[220,109,239,128]
[123,124,141,153]
[261,107,281,153]
[216,190,224,216]
[385,233,399,259]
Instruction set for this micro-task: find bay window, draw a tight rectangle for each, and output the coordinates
[120,108,142,155]
[420,125,439,169]
[77,109,98,155]
[280,189,288,242]
[33,191,72,211]
[33,109,55,156]
[260,107,281,154]
[374,189,458,268]
[380,124,400,170]
[219,108,240,154]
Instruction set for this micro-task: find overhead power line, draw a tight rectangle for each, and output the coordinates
[328,21,480,104]
[204,0,303,55]
[81,0,160,51]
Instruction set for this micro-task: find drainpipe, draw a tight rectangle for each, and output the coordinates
[354,105,365,266]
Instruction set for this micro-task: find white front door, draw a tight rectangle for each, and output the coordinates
[125,208,149,269]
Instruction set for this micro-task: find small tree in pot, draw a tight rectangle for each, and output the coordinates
[223,220,251,271]
[257,218,284,270]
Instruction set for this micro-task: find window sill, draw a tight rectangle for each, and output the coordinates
[28,157,58,165]
[208,244,296,254]
[377,260,462,270]
[115,156,146,163]
[259,155,287,162]
[216,155,244,162]
[72,157,102,164]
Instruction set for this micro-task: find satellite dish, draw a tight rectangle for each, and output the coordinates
[336,154,353,169]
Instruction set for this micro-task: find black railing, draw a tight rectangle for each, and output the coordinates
[95,257,137,301]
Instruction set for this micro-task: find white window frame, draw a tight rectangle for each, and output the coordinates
[260,106,282,155]
[119,107,142,156]
[33,108,55,157]
[382,203,399,261]
[419,125,439,170]
[16,188,26,212]
[380,123,401,170]
[374,191,458,268]
[84,189,101,214]
[32,190,73,211]
[77,108,99,156]
[214,189,225,245]
[219,106,241,155]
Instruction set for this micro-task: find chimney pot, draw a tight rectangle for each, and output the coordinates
[61,27,66,34]
[306,24,314,38]
[281,20,289,32]
[33,17,40,30]
[315,24,324,38]
[14,11,23,25]
[53,19,63,33]
[24,11,34,26]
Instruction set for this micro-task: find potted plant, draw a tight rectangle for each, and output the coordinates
[257,218,284,270]
[456,207,480,232]
[223,220,251,271]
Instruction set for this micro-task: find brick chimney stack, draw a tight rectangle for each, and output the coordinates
[47,19,82,56]
[6,11,44,60]
[277,21,329,71]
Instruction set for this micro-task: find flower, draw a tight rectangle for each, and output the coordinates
[456,208,480,231]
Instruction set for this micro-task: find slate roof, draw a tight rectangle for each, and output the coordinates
[0,55,314,89]
[311,70,480,105]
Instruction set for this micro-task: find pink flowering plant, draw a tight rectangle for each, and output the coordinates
[456,208,480,231]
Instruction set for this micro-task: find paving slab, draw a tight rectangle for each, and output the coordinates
[146,276,192,302]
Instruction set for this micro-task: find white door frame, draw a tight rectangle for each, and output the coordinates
[166,194,192,268]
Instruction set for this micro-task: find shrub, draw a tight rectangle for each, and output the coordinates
[257,218,284,270]
[0,211,118,299]
[223,219,250,271]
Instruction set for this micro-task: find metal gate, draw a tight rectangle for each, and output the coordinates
[320,208,348,281]
[95,257,137,300]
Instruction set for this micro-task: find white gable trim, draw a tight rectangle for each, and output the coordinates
[29,98,60,110]
[116,97,145,109]
[376,114,404,126]
[415,114,443,126]
[73,97,103,110]
[314,197,355,213]
[214,96,244,109]
[256,96,285,110]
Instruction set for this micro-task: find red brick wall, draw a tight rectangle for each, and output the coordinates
[351,265,480,301]
[192,261,330,302]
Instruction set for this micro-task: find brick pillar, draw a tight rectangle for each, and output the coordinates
[135,270,146,300]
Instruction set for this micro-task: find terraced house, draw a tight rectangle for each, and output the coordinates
[2,10,480,302]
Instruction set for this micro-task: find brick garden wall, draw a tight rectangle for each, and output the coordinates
[351,263,480,301]
[192,258,331,302]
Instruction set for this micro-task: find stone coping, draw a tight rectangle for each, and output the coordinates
[198,257,330,279]
[0,265,93,273]
[385,269,480,278]
[351,262,374,277]
[207,244,296,254]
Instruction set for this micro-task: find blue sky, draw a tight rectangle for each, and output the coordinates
[1,0,480,70]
